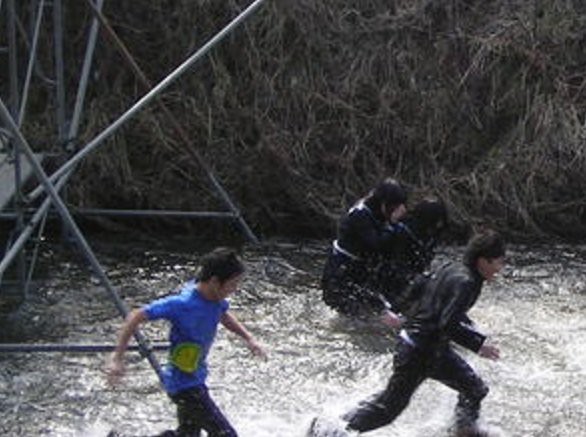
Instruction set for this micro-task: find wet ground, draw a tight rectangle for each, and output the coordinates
[1,239,585,436]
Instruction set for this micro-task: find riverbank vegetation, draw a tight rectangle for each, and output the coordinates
[15,0,586,241]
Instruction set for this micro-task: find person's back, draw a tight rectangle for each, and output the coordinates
[335,201,388,259]
[404,262,485,351]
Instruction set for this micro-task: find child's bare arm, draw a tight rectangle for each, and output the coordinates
[106,309,148,384]
[221,311,267,359]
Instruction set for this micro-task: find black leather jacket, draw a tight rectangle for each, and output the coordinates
[404,262,487,352]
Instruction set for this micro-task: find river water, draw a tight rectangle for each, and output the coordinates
[1,239,585,437]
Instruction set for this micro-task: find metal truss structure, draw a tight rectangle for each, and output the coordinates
[0,0,266,372]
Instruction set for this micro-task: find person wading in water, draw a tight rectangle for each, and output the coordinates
[320,177,408,328]
[107,247,266,437]
[311,229,504,437]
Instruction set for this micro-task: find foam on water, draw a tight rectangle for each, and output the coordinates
[1,242,585,436]
[80,420,113,437]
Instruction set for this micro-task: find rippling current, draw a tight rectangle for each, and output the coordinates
[1,239,585,437]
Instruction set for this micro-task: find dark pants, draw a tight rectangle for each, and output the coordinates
[321,253,384,316]
[344,338,489,433]
[169,386,238,437]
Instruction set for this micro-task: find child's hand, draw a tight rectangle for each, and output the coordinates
[247,338,268,361]
[106,353,126,385]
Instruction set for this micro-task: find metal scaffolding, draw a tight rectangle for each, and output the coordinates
[0,0,267,375]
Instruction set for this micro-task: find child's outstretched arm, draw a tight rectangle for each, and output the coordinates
[221,311,267,359]
[106,308,148,385]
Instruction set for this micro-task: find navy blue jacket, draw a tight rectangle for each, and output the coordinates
[336,201,399,260]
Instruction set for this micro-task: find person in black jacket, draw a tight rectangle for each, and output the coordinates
[320,178,407,327]
[377,196,448,312]
[339,229,505,437]
[397,196,448,274]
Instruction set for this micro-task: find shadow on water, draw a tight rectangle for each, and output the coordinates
[1,239,585,436]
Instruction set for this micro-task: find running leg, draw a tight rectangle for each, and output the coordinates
[344,339,426,432]
[172,386,237,437]
[429,347,489,430]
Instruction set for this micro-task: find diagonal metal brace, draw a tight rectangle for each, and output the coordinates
[0,98,164,380]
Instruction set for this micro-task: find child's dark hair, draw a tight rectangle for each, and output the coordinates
[365,177,407,212]
[408,197,448,235]
[198,247,245,282]
[463,229,506,267]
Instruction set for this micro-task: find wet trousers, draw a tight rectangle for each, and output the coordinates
[321,253,384,316]
[169,386,238,437]
[344,338,489,433]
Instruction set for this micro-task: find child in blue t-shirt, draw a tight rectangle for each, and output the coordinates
[107,247,267,436]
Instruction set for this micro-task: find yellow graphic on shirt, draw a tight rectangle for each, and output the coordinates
[170,342,202,373]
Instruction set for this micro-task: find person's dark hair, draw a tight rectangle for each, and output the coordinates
[197,247,245,282]
[364,177,407,213]
[463,229,506,267]
[408,197,448,236]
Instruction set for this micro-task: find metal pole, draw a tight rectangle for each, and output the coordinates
[73,208,237,219]
[12,151,26,295]
[0,209,237,220]
[27,0,267,203]
[23,207,48,298]
[6,0,27,296]
[7,0,19,113]
[0,342,169,354]
[50,0,70,245]
[0,99,163,380]
[49,0,107,252]
[68,0,106,143]
[52,0,67,142]
[18,0,46,127]
[85,0,259,243]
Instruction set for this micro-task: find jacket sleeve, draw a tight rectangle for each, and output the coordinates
[447,318,486,352]
[349,211,400,254]
[438,277,486,352]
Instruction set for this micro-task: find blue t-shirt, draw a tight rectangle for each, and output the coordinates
[144,280,229,395]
